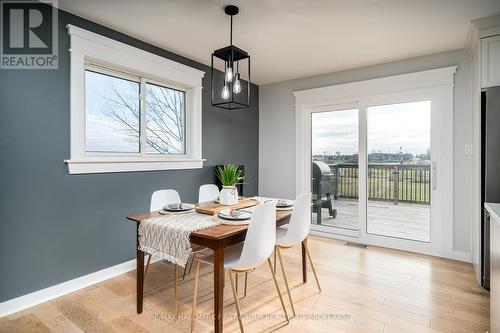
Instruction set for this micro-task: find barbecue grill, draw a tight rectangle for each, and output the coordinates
[312,161,337,224]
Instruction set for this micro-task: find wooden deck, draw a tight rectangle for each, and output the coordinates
[312,199,430,242]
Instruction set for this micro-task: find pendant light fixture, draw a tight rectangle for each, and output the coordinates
[211,5,251,110]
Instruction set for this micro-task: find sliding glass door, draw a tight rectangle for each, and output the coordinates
[298,67,455,256]
[366,101,431,243]
[309,97,439,251]
[311,108,360,236]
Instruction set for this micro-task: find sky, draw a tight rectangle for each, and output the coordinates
[311,101,431,156]
[85,70,140,153]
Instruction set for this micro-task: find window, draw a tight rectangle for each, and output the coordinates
[85,70,140,153]
[65,25,204,174]
[145,82,186,155]
[84,69,186,156]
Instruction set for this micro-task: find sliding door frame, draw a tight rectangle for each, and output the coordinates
[361,90,441,254]
[295,67,457,259]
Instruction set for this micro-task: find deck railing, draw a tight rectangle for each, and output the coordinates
[328,164,431,205]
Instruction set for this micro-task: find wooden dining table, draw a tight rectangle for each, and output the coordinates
[127,204,308,333]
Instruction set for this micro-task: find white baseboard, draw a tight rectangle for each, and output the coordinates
[441,250,472,263]
[0,255,161,318]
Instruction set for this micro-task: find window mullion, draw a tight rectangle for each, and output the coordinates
[140,78,147,156]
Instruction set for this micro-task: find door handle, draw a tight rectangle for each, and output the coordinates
[432,162,437,190]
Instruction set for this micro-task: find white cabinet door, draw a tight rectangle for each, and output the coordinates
[482,35,500,88]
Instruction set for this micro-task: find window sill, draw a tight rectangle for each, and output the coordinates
[64,158,205,174]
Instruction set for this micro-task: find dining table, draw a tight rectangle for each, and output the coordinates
[126,200,308,333]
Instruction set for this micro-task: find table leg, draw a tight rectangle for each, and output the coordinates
[213,245,224,333]
[302,239,307,283]
[136,224,144,314]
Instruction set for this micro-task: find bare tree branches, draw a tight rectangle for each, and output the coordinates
[98,80,185,154]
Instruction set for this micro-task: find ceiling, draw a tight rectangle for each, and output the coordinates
[58,0,500,85]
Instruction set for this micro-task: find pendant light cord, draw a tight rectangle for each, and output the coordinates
[230,15,233,46]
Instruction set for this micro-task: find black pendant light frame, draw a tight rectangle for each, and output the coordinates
[211,5,251,110]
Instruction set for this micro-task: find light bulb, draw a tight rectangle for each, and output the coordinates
[221,85,230,100]
[225,67,233,82]
[233,76,241,94]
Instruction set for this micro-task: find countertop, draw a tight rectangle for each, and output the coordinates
[485,202,500,222]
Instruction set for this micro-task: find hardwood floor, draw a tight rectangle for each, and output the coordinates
[0,236,489,333]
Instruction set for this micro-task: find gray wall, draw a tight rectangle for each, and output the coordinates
[259,49,472,255]
[0,9,259,302]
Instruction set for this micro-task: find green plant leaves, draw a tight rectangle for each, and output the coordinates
[215,164,244,187]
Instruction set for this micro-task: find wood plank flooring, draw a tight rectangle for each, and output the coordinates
[0,236,489,333]
[313,199,431,242]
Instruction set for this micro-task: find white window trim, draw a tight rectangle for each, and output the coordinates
[294,66,459,260]
[65,25,205,174]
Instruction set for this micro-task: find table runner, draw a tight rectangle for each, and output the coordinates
[138,212,220,267]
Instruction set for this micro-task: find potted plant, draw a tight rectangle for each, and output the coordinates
[215,164,243,205]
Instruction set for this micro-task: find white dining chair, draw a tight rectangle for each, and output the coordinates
[150,189,181,211]
[144,189,206,315]
[191,202,289,333]
[274,193,321,317]
[199,183,248,295]
[171,184,221,279]
[198,184,220,203]
[180,184,220,279]
[199,183,248,298]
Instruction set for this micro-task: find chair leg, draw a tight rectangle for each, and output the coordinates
[182,253,192,280]
[190,261,201,333]
[188,253,196,274]
[276,247,296,317]
[235,272,239,296]
[174,265,178,317]
[235,272,248,299]
[267,258,290,324]
[273,249,277,274]
[243,272,248,298]
[183,252,198,280]
[143,254,152,284]
[229,270,245,333]
[304,241,321,292]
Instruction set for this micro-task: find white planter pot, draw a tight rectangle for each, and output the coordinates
[219,186,239,205]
